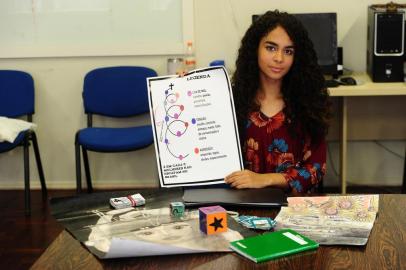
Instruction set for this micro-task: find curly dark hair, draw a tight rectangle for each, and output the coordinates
[232,10,332,144]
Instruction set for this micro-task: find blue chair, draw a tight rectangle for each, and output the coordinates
[0,70,47,215]
[75,66,157,193]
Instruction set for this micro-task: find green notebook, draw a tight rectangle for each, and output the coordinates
[229,229,319,263]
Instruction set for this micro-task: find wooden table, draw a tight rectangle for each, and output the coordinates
[328,73,406,194]
[31,194,406,270]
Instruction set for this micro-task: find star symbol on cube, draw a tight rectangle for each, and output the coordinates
[209,217,224,231]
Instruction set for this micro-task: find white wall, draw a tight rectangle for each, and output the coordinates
[195,0,393,73]
[0,57,164,189]
[0,0,404,189]
[325,141,405,187]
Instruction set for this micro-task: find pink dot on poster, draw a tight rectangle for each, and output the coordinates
[179,155,183,160]
[174,113,179,119]
[187,91,192,96]
[176,131,181,136]
[194,148,199,154]
[180,105,184,111]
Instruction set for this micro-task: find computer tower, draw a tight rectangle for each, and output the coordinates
[367,7,405,82]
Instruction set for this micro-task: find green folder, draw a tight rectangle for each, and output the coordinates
[229,229,319,263]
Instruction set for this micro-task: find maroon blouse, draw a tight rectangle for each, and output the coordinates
[243,110,326,193]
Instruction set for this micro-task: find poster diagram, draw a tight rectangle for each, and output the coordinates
[148,66,243,187]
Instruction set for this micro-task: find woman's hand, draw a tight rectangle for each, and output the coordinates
[224,170,272,189]
[176,69,188,77]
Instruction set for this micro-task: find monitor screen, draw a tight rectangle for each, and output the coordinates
[252,13,338,76]
[294,13,338,75]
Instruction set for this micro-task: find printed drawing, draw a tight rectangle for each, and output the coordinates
[286,195,379,222]
[275,195,379,245]
[83,207,243,258]
[154,83,197,161]
[148,66,243,187]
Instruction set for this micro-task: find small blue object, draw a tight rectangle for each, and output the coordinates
[235,215,276,230]
[170,202,185,217]
[209,60,225,67]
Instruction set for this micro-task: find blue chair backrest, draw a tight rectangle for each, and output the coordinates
[83,66,158,117]
[0,70,35,118]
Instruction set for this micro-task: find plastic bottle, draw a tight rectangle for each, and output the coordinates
[185,41,196,72]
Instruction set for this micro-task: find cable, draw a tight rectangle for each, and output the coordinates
[226,0,243,40]
[327,142,339,177]
[373,140,405,160]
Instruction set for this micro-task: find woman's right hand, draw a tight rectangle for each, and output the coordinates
[224,169,272,189]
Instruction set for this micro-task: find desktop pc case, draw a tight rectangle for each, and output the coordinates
[367,7,405,82]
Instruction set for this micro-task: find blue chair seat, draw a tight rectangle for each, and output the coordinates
[0,131,26,152]
[78,125,153,152]
[75,66,158,193]
[0,69,47,215]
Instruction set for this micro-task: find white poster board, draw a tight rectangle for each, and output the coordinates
[148,66,243,187]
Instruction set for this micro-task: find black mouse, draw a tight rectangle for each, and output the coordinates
[340,77,357,85]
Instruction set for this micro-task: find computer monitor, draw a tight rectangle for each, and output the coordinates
[294,13,338,76]
[252,13,338,76]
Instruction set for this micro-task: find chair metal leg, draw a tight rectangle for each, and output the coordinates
[402,147,406,194]
[31,132,47,200]
[75,140,82,194]
[82,148,93,193]
[23,137,31,216]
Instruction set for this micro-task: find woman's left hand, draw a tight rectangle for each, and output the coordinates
[224,170,271,189]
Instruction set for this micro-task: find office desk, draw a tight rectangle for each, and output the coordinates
[31,194,406,270]
[328,73,406,194]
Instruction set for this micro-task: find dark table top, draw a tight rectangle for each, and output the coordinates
[32,194,406,270]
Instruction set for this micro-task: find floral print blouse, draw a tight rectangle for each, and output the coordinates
[244,110,326,193]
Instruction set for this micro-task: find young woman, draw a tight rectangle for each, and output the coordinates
[225,10,332,194]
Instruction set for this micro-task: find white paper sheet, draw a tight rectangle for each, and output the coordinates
[105,238,207,258]
[83,207,244,258]
[147,66,243,187]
